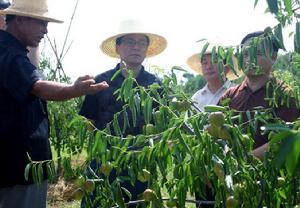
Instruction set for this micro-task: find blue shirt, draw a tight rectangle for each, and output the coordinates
[79,64,160,136]
[0,30,50,187]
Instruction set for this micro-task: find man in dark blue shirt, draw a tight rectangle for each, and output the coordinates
[0,0,108,207]
[79,19,167,207]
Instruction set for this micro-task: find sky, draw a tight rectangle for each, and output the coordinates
[44,0,292,80]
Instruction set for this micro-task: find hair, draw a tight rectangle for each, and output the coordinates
[0,0,10,10]
[115,34,150,46]
[240,30,279,52]
[5,14,16,23]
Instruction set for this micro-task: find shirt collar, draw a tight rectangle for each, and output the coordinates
[201,79,232,95]
[0,30,28,53]
[223,79,232,89]
[113,63,146,81]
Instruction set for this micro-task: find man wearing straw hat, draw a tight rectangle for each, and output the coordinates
[220,30,300,159]
[79,19,167,207]
[187,43,241,112]
[0,0,108,207]
[0,0,39,67]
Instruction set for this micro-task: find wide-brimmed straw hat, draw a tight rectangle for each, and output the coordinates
[186,43,242,80]
[101,19,167,58]
[0,0,63,23]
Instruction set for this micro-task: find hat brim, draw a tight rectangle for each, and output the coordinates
[101,32,167,58]
[187,52,242,80]
[0,9,63,23]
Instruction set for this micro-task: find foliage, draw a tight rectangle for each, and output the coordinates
[24,0,300,207]
[59,70,299,207]
[181,72,207,97]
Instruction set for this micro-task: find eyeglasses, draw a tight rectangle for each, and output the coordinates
[121,39,149,48]
[242,50,264,58]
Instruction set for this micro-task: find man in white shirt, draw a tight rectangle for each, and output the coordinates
[187,44,241,112]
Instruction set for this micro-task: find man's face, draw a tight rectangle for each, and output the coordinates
[18,17,48,47]
[242,39,275,77]
[116,34,148,68]
[201,54,225,82]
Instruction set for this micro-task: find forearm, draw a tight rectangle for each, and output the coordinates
[32,80,80,101]
[251,143,269,160]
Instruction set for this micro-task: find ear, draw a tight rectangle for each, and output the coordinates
[224,65,230,75]
[115,45,120,55]
[271,52,278,64]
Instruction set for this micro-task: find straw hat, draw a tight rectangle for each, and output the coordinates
[0,0,63,23]
[101,19,167,58]
[186,43,242,80]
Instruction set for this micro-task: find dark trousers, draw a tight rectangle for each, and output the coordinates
[195,186,215,208]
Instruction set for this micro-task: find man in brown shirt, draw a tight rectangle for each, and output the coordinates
[220,31,300,159]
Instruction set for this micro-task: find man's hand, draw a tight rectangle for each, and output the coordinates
[73,75,109,95]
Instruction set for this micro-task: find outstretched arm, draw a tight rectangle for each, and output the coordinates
[251,143,269,160]
[31,75,109,101]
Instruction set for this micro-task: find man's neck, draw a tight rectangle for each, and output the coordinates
[245,75,270,92]
[207,78,226,94]
[120,63,142,78]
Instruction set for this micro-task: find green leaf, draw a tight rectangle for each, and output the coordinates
[254,0,259,8]
[270,130,294,144]
[120,187,132,201]
[285,133,300,175]
[24,163,32,182]
[274,132,296,170]
[294,22,300,54]
[199,42,210,60]
[261,123,291,132]
[32,163,38,183]
[274,24,285,50]
[111,69,121,81]
[122,108,129,133]
[46,162,53,182]
[283,0,292,16]
[37,163,44,184]
[113,114,122,136]
[115,184,126,208]
[177,129,193,158]
[266,0,278,14]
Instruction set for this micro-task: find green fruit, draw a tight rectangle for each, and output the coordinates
[72,188,84,200]
[166,199,177,207]
[218,124,232,140]
[99,162,112,177]
[154,110,162,121]
[145,124,156,135]
[74,176,85,187]
[167,141,175,150]
[177,100,191,111]
[170,100,180,110]
[206,124,220,138]
[277,177,285,187]
[170,100,191,111]
[143,189,157,201]
[137,169,151,182]
[213,164,225,182]
[225,196,238,208]
[83,180,95,193]
[208,112,225,126]
[233,183,245,193]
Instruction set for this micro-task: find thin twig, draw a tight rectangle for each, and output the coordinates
[60,0,79,59]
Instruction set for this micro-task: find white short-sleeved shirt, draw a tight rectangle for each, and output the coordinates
[191,80,236,112]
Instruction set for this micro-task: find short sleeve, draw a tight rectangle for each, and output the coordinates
[1,54,42,104]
